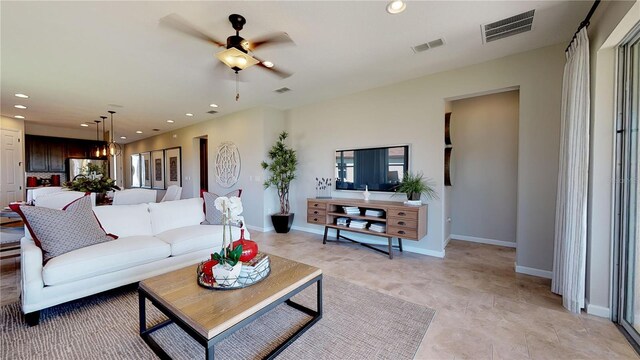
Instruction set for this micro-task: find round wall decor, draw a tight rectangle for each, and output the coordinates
[215,142,241,188]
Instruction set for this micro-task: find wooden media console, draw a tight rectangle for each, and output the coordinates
[307,198,427,259]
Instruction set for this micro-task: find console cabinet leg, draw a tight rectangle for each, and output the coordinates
[398,238,403,252]
[387,237,393,259]
[25,311,40,326]
[323,226,328,244]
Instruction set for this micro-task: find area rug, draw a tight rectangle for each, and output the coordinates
[0,275,434,359]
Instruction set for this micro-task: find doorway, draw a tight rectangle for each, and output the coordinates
[199,137,208,192]
[614,24,640,350]
[0,128,24,207]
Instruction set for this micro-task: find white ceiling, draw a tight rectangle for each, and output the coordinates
[1,1,591,143]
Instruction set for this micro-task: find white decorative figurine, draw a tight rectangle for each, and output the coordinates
[363,185,371,201]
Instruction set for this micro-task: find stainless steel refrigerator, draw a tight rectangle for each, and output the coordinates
[67,159,108,181]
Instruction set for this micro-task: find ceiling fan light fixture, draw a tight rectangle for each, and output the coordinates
[216,47,259,71]
[262,61,274,68]
[386,0,406,14]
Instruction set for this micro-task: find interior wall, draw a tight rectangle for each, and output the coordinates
[286,43,564,264]
[449,90,519,245]
[586,0,638,316]
[123,107,283,230]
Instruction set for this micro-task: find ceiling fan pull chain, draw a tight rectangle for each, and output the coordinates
[235,72,240,101]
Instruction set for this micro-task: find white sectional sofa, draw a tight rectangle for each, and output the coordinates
[20,197,248,325]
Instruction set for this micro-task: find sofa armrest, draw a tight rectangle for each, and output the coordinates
[20,237,44,312]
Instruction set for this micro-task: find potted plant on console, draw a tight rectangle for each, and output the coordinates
[395,171,438,205]
[261,131,298,233]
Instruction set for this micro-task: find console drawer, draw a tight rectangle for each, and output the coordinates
[307,208,326,217]
[307,201,326,210]
[307,215,325,224]
[387,217,418,229]
[387,226,418,239]
[387,208,419,220]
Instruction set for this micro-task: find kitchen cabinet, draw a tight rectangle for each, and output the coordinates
[25,135,106,173]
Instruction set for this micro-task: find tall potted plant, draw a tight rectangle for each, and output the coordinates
[261,131,298,233]
[395,171,438,205]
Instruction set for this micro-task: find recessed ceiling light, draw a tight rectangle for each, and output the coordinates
[136,130,143,134]
[262,61,274,68]
[120,136,127,139]
[14,93,29,99]
[386,0,406,14]
[185,113,193,117]
[14,115,25,119]
[14,105,27,109]
[209,104,219,108]
[80,123,89,127]
[167,120,174,123]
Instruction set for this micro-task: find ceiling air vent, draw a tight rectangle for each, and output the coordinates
[411,38,445,53]
[274,87,291,94]
[481,9,535,43]
[207,110,218,114]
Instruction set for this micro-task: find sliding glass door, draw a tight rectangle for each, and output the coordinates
[616,25,640,347]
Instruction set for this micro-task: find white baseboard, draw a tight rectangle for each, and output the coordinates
[450,234,517,248]
[514,263,553,279]
[444,235,451,247]
[245,224,273,233]
[291,225,445,258]
[585,299,611,318]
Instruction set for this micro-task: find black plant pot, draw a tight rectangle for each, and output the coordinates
[271,213,295,233]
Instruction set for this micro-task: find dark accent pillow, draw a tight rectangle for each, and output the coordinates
[10,195,116,262]
[200,189,242,225]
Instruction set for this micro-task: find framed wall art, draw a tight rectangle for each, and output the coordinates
[140,152,152,188]
[164,147,182,187]
[130,154,141,188]
[151,150,165,189]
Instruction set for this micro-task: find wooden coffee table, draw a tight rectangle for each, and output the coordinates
[138,254,323,360]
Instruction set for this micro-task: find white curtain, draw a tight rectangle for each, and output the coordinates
[551,27,590,314]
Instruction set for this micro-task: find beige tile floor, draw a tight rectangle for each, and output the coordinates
[1,230,638,359]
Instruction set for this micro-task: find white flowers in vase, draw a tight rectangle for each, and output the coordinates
[212,196,244,286]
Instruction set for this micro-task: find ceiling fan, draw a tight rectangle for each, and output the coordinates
[160,13,293,79]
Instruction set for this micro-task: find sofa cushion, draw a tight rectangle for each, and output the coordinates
[10,196,114,262]
[148,198,205,235]
[201,189,242,225]
[92,203,152,237]
[42,235,170,286]
[155,224,248,256]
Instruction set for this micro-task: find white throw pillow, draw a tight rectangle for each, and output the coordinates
[92,203,152,237]
[148,197,205,235]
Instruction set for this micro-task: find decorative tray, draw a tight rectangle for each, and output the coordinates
[196,254,271,290]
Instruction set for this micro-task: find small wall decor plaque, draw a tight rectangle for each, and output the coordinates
[215,142,241,188]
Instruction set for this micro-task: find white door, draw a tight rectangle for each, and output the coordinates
[0,128,24,207]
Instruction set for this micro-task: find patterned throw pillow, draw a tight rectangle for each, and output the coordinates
[201,189,242,225]
[10,195,115,262]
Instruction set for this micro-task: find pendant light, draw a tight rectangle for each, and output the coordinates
[106,111,122,156]
[93,120,102,158]
[100,116,108,156]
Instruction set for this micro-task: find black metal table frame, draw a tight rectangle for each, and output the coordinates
[323,226,403,259]
[139,274,323,360]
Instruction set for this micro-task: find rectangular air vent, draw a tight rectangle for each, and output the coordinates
[274,87,291,93]
[482,9,535,43]
[207,110,218,114]
[411,38,445,53]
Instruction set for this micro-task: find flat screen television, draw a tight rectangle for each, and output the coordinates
[335,145,409,192]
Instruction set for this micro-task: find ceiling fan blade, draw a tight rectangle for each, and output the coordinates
[160,14,225,47]
[256,61,293,79]
[248,32,294,51]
